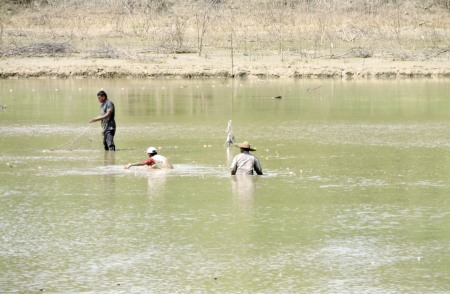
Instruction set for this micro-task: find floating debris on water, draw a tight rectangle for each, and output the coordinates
[307,85,322,92]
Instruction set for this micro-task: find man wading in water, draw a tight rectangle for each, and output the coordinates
[90,90,116,151]
[230,141,263,175]
[124,147,173,170]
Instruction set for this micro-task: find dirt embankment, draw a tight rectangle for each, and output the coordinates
[1,53,449,79]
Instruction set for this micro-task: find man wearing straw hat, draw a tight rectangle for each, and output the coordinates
[230,141,263,175]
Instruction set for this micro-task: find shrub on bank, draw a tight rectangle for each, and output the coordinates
[1,0,449,61]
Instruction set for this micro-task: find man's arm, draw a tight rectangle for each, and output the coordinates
[230,156,238,175]
[254,157,263,175]
[125,158,154,169]
[124,160,146,169]
[90,110,112,123]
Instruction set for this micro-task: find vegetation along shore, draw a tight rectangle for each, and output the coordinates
[1,0,449,79]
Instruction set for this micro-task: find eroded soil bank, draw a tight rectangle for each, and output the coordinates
[1,53,449,79]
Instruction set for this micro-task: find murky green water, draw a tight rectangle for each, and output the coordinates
[1,78,449,293]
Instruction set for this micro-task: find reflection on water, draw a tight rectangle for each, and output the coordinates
[226,146,234,165]
[147,169,168,199]
[103,150,115,166]
[231,175,259,216]
[1,79,450,293]
[101,151,116,199]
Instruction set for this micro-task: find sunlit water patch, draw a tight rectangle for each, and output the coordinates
[3,122,450,149]
[252,122,450,149]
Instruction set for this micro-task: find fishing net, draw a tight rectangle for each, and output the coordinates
[47,125,97,151]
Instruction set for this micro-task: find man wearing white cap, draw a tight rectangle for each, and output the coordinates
[230,141,263,175]
[124,147,173,169]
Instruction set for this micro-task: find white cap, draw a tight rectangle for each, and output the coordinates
[147,147,157,154]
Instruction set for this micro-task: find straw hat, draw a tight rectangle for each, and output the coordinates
[235,141,257,151]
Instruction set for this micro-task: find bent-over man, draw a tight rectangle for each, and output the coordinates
[125,147,173,169]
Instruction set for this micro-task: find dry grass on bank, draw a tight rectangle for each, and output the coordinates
[0,0,449,64]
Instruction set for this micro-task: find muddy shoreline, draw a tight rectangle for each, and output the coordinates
[1,54,449,79]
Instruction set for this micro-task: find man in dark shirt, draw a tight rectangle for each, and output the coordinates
[90,90,116,151]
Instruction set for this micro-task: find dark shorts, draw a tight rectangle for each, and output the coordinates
[103,129,116,151]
